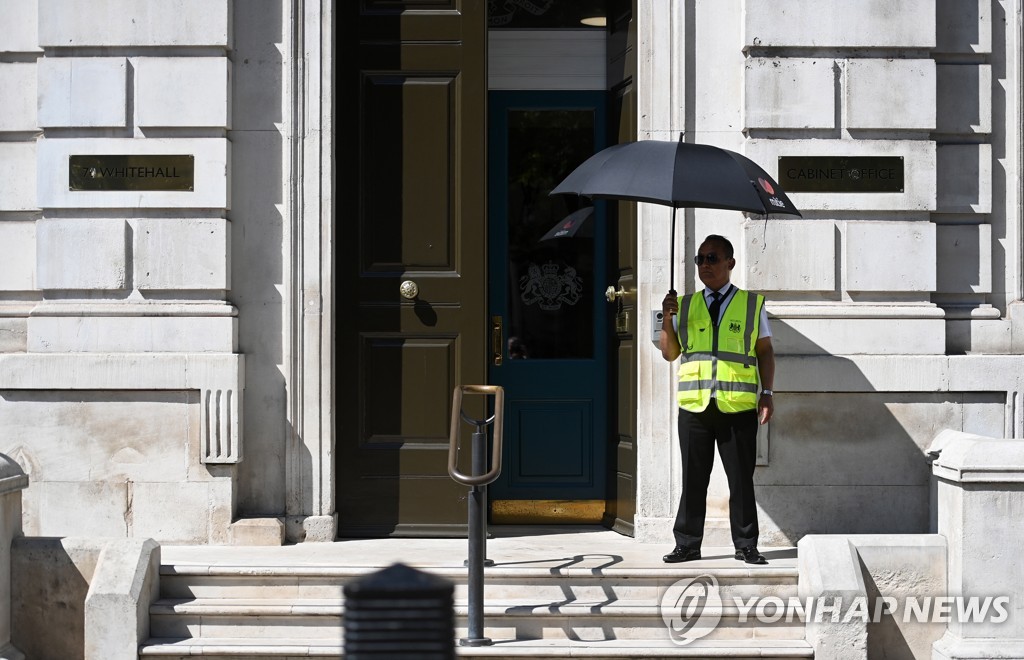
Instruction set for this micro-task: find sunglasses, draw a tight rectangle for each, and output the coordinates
[693,253,724,266]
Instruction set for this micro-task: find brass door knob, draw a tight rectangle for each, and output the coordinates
[605,285,625,302]
[400,280,419,300]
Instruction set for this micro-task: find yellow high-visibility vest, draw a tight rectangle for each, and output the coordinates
[676,288,764,413]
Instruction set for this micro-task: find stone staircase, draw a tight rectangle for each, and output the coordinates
[138,531,813,659]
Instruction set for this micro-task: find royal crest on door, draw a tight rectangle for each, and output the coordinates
[520,261,583,311]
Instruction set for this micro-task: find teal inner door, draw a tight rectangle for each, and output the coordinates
[488,90,609,505]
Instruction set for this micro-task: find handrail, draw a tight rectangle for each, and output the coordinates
[447,385,504,487]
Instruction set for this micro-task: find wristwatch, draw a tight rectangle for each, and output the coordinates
[761,389,773,396]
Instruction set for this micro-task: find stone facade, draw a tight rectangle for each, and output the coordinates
[0,0,1021,556]
[0,0,246,543]
[634,0,1023,547]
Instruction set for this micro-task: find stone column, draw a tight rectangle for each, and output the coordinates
[931,431,1024,659]
[0,455,28,660]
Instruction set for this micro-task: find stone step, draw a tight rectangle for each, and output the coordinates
[157,564,800,603]
[140,636,815,659]
[149,597,806,642]
[147,541,806,657]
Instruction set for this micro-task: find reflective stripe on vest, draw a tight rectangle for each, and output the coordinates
[676,288,763,413]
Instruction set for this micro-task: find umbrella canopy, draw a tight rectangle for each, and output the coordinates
[539,206,594,241]
[550,139,802,288]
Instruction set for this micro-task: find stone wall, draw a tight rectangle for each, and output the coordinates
[0,0,251,543]
[634,0,1022,544]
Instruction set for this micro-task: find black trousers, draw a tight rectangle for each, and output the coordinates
[673,404,759,550]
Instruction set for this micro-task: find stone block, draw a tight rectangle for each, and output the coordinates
[757,392,1004,488]
[742,219,835,292]
[936,224,991,294]
[0,222,36,291]
[129,482,213,543]
[0,0,39,53]
[0,390,194,484]
[844,221,936,292]
[135,218,230,290]
[27,316,236,352]
[797,536,867,660]
[933,433,1024,654]
[758,485,930,545]
[0,320,27,353]
[229,517,285,546]
[744,58,835,129]
[937,64,991,135]
[37,58,127,128]
[948,319,1012,355]
[935,0,991,55]
[845,59,935,130]
[747,139,936,212]
[37,138,230,209]
[206,476,234,545]
[133,57,231,128]
[936,144,991,214]
[84,539,160,660]
[302,514,339,543]
[859,538,949,655]
[744,0,935,49]
[0,64,38,131]
[35,218,127,290]
[770,318,945,355]
[27,480,128,537]
[231,5,285,133]
[12,537,104,660]
[0,455,26,658]
[0,143,37,211]
[38,0,230,48]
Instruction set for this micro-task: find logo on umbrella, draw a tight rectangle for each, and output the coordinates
[758,178,775,195]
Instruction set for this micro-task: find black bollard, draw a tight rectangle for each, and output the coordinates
[343,562,455,659]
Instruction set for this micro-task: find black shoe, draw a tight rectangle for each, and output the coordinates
[735,546,768,565]
[663,546,702,563]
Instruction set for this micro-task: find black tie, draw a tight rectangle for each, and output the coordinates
[709,291,723,327]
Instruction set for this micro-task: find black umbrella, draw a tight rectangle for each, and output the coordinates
[539,206,594,241]
[550,139,801,289]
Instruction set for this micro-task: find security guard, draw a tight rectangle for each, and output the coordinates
[659,234,775,565]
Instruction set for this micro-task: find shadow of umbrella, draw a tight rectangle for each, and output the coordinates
[550,138,802,291]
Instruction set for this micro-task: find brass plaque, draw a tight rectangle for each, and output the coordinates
[779,156,904,193]
[69,155,195,191]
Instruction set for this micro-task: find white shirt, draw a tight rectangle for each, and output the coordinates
[673,283,772,339]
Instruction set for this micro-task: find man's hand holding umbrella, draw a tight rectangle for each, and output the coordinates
[660,290,681,362]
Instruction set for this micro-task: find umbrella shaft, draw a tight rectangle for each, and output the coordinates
[670,208,676,291]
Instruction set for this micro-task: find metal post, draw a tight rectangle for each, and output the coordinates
[461,426,492,647]
[447,385,503,648]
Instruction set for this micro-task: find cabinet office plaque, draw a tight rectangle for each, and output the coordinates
[778,156,904,193]
[69,155,195,192]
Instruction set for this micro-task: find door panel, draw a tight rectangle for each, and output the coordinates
[337,1,486,537]
[603,0,639,536]
[488,91,608,514]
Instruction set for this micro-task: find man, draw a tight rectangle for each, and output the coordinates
[659,234,775,565]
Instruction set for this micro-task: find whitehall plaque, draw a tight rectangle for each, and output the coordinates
[778,156,904,193]
[69,155,195,191]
